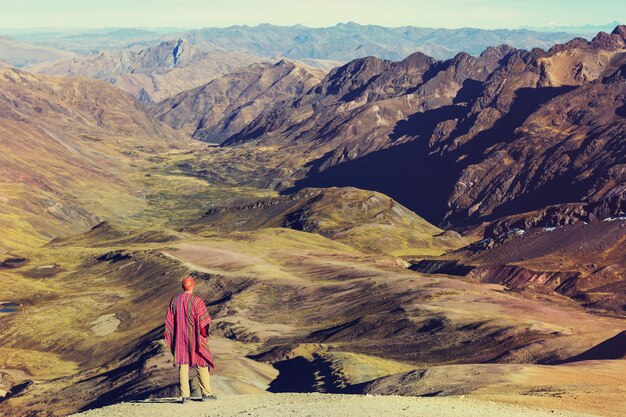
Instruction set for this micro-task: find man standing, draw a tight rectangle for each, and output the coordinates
[164,275,216,403]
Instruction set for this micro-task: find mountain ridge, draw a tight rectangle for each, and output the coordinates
[209,25,626,228]
[151,59,325,143]
[27,39,265,103]
[3,23,586,63]
[173,22,582,61]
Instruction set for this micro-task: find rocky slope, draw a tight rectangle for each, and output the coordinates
[176,27,626,314]
[0,67,187,252]
[151,60,324,143]
[218,26,626,229]
[28,39,264,104]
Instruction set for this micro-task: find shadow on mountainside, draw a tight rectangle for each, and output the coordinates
[289,86,575,226]
[266,354,366,394]
[556,331,626,364]
[288,107,465,226]
[77,327,179,412]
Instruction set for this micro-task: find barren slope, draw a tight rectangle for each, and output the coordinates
[0,67,187,252]
[151,60,324,143]
[366,360,626,417]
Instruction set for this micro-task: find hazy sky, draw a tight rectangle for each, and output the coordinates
[1,0,624,29]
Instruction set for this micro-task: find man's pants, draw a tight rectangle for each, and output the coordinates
[179,364,212,398]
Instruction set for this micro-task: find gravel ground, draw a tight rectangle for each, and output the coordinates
[69,393,601,417]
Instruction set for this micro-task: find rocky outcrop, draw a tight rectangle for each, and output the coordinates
[467,265,580,293]
[484,193,625,242]
[409,259,475,276]
[0,257,29,269]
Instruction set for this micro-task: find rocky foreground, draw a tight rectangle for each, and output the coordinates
[69,393,597,417]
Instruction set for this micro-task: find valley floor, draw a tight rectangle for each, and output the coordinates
[69,393,599,417]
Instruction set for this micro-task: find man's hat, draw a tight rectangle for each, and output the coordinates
[182,276,196,291]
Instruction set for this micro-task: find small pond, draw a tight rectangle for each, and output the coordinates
[0,302,19,313]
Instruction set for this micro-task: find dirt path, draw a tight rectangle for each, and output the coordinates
[70,393,600,417]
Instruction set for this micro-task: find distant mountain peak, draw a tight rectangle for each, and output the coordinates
[611,24,626,40]
[337,21,361,27]
[402,50,435,63]
[274,58,295,68]
[27,37,262,104]
[589,29,626,50]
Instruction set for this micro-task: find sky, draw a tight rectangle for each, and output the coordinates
[0,0,624,29]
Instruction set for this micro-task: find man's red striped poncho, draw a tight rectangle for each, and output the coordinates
[164,292,215,369]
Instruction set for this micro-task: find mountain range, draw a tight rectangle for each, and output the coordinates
[0,23,588,104]
[0,22,625,417]
[28,39,264,104]
[199,26,626,228]
[4,27,171,54]
[6,23,587,61]
[169,22,583,61]
[0,36,75,67]
[153,26,626,313]
[1,23,602,105]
